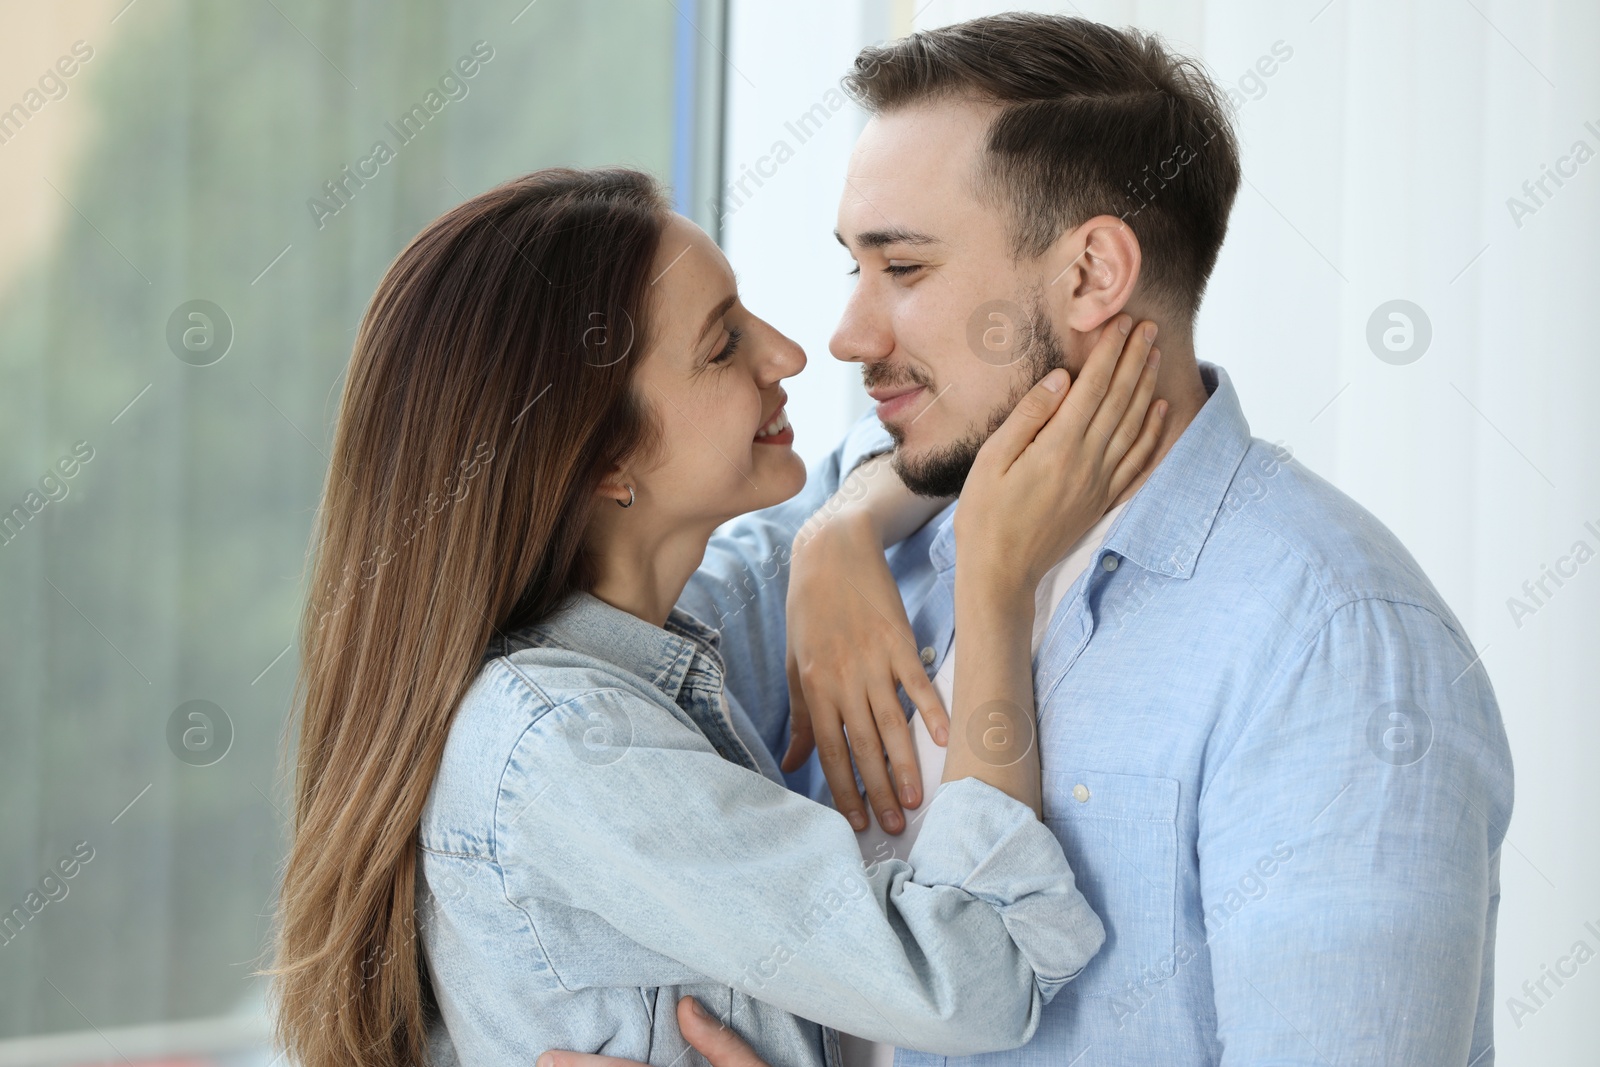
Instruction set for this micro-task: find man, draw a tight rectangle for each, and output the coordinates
[551,12,1512,1065]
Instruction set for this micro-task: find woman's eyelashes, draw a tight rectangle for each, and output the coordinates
[708,327,743,365]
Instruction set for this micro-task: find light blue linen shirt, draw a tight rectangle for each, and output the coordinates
[679,362,1514,1066]
[417,590,1105,1067]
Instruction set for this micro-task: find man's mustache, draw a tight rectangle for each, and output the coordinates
[861,360,934,392]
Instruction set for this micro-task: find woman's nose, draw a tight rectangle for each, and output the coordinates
[757,325,806,384]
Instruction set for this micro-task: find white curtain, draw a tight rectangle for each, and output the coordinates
[724,2,1600,1062]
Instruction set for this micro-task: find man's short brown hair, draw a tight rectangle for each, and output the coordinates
[846,13,1241,325]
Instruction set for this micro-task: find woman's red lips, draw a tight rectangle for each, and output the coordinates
[756,390,788,429]
[754,405,793,445]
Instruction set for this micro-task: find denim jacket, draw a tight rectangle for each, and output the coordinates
[417,591,1105,1067]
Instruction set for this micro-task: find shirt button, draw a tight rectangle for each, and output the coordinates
[1101,555,1119,572]
[919,646,936,666]
[1072,783,1091,803]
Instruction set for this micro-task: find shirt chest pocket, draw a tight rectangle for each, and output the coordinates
[1041,770,1180,999]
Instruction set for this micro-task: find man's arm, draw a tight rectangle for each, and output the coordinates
[1199,597,1513,1064]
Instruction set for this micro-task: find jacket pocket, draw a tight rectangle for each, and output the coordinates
[1040,770,1179,999]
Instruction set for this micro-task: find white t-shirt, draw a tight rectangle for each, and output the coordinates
[836,500,1127,1067]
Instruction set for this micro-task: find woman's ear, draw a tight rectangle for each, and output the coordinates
[1043,214,1142,334]
[595,470,634,507]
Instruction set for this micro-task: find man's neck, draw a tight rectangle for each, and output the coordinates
[1109,347,1208,509]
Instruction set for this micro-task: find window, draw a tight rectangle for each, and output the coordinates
[0,1,724,1059]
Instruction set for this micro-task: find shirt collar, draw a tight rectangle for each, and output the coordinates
[929,362,1250,580]
[493,590,722,704]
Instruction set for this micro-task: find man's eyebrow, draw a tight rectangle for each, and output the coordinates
[697,293,738,343]
[833,226,941,250]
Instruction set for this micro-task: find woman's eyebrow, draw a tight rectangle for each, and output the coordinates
[696,293,738,343]
[834,226,941,250]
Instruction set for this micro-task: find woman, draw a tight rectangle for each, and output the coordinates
[267,168,1164,1067]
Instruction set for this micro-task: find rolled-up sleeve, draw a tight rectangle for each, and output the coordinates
[1198,597,1513,1065]
[498,682,1104,1056]
[907,777,1106,1000]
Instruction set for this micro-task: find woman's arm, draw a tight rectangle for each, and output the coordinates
[795,451,951,550]
[785,315,1164,823]
[521,322,1161,1067]
[944,315,1163,814]
[784,459,953,831]
[675,415,894,766]
[494,674,1102,1055]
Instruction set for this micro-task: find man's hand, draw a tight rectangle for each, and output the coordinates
[535,996,770,1067]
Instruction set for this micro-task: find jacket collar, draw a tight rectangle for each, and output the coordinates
[492,591,722,704]
[930,362,1251,580]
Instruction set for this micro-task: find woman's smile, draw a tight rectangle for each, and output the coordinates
[754,405,794,445]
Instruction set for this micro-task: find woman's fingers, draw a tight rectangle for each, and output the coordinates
[866,677,920,818]
[894,643,949,748]
[841,688,905,834]
[975,367,1070,470]
[677,997,772,1067]
[1109,397,1168,500]
[802,669,921,831]
[780,649,816,773]
[1049,313,1134,439]
[808,698,870,831]
[1102,344,1161,469]
[1086,319,1158,449]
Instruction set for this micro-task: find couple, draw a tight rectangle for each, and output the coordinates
[269,13,1512,1067]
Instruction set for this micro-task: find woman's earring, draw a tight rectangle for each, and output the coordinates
[617,483,635,509]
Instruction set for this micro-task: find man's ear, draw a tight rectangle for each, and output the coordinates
[1042,214,1141,333]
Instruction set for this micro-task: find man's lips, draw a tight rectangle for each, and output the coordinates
[870,385,927,421]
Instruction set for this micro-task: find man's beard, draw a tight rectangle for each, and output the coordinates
[866,297,1067,498]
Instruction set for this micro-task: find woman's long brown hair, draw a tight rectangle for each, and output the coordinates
[265,168,668,1067]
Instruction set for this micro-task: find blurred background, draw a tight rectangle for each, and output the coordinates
[0,0,1594,1064]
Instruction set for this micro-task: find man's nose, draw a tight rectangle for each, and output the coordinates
[830,288,893,365]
